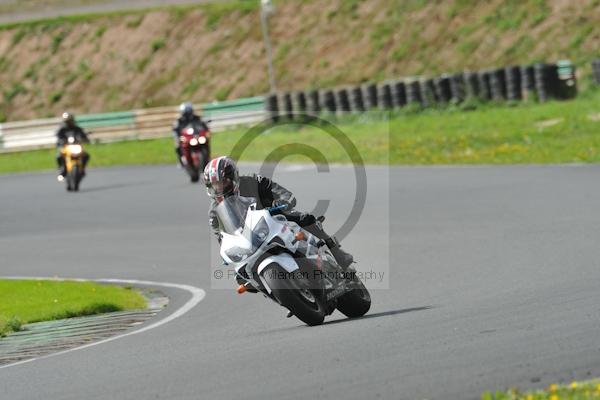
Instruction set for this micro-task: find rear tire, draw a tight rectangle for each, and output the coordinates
[261,264,325,326]
[336,275,371,318]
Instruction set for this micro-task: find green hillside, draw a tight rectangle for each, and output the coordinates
[0,0,598,121]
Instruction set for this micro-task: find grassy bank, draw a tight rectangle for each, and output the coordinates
[2,91,600,173]
[0,279,147,336]
[484,379,600,399]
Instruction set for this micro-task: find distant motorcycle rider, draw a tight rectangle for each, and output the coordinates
[55,112,90,180]
[203,156,354,272]
[172,102,209,166]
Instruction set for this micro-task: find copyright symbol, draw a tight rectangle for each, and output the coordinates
[230,115,367,241]
[214,270,224,279]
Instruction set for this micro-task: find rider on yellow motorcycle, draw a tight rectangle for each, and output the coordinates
[56,112,90,181]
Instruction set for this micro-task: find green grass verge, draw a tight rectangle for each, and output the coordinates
[484,379,600,399]
[2,90,600,174]
[0,279,147,336]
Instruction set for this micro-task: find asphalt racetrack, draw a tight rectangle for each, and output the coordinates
[1,163,600,400]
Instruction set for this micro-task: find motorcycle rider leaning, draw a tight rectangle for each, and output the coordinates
[56,112,90,180]
[172,102,209,166]
[203,156,354,286]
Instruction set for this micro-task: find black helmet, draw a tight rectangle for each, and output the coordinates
[179,102,194,117]
[62,112,75,125]
[203,156,239,201]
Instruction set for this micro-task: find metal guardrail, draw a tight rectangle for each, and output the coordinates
[0,97,266,153]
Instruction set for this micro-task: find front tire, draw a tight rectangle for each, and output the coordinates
[66,166,76,192]
[73,165,81,191]
[261,264,325,326]
[336,275,371,318]
[189,169,200,183]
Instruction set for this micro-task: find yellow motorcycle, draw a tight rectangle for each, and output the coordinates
[59,136,87,192]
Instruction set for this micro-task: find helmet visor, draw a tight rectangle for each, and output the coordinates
[206,177,236,199]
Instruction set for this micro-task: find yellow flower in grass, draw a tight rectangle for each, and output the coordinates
[549,384,558,393]
[549,395,559,400]
[569,381,578,389]
[597,383,600,392]
[525,394,534,400]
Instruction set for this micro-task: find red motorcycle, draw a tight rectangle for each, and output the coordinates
[179,123,210,183]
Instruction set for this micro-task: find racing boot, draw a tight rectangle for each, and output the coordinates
[324,236,354,270]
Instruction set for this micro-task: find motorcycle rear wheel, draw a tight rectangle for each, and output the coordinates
[261,264,325,326]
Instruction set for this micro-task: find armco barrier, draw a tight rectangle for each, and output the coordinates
[0,96,266,153]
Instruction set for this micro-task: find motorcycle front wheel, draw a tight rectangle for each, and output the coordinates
[66,166,76,192]
[336,275,371,318]
[261,264,326,326]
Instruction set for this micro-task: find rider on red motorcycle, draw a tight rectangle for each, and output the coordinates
[172,102,209,166]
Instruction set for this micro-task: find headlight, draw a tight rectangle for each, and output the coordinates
[225,246,253,263]
[67,144,82,155]
[189,138,198,146]
[252,218,269,247]
[198,136,207,144]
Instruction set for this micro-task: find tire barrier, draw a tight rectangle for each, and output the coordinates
[450,73,466,103]
[282,92,294,120]
[489,68,507,100]
[322,90,337,113]
[463,71,480,99]
[379,83,394,110]
[593,59,600,85]
[505,66,522,101]
[477,71,492,101]
[307,89,321,116]
[405,79,422,106]
[263,60,577,121]
[434,75,452,103]
[363,83,379,110]
[534,63,554,103]
[266,94,279,123]
[393,80,407,107]
[351,85,365,112]
[293,91,307,121]
[520,65,535,100]
[336,88,351,113]
[419,78,438,108]
[295,91,307,115]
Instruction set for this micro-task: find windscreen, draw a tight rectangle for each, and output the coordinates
[214,195,255,235]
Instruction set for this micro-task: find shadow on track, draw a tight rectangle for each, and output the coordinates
[255,306,434,335]
[322,306,434,326]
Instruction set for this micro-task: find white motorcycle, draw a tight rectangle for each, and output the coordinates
[216,196,371,326]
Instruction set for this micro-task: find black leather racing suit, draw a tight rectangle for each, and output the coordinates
[208,174,353,268]
[55,123,90,174]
